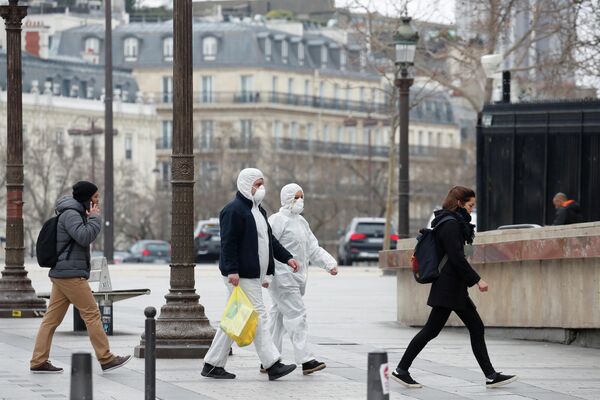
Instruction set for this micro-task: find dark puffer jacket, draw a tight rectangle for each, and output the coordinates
[49,196,102,279]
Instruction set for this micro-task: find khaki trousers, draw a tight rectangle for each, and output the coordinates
[31,277,115,368]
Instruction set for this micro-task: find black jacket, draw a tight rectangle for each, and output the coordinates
[553,201,584,225]
[427,210,481,310]
[219,192,293,278]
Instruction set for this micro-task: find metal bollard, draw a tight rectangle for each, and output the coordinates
[144,307,157,400]
[367,350,389,400]
[99,299,113,336]
[70,352,93,400]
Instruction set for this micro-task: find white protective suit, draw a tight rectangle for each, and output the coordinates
[268,183,337,364]
[204,168,281,369]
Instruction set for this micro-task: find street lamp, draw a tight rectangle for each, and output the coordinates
[0,0,47,318]
[394,13,418,239]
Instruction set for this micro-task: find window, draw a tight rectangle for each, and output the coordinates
[321,45,328,68]
[363,127,371,145]
[319,81,325,105]
[428,131,433,147]
[304,79,311,105]
[281,40,288,63]
[437,132,443,147]
[240,120,253,146]
[359,87,365,106]
[161,161,171,186]
[347,126,356,144]
[84,37,100,55]
[72,135,82,158]
[307,123,314,143]
[265,37,272,61]
[56,129,64,156]
[163,36,173,61]
[322,123,329,142]
[162,76,173,103]
[298,42,305,65]
[161,120,172,149]
[201,75,213,103]
[203,37,218,61]
[360,51,367,70]
[200,120,214,149]
[125,134,133,160]
[240,75,254,102]
[418,131,424,147]
[333,83,340,108]
[449,133,455,147]
[340,49,347,70]
[271,76,278,101]
[290,122,298,141]
[273,120,282,146]
[345,84,351,109]
[336,125,343,143]
[123,37,138,61]
[287,78,294,103]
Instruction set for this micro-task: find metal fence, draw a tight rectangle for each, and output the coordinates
[476,100,600,231]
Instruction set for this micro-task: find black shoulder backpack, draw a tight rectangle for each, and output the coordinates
[36,209,85,269]
[411,215,456,283]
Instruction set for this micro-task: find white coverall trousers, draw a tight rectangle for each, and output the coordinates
[268,273,313,364]
[204,277,280,369]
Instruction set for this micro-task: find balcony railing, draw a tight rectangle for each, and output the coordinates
[153,90,392,114]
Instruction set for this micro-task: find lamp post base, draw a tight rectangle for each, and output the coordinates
[0,267,47,318]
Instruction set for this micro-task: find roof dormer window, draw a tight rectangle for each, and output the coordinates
[281,40,288,64]
[163,36,173,62]
[84,37,100,55]
[123,37,138,62]
[265,37,272,61]
[203,36,218,61]
[298,42,305,66]
[321,45,328,69]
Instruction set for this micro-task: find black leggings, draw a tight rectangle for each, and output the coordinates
[398,304,496,377]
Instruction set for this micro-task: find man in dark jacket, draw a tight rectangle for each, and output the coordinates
[552,193,584,225]
[31,181,130,374]
[202,168,300,381]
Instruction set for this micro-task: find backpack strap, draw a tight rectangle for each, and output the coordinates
[56,208,87,261]
[433,215,456,274]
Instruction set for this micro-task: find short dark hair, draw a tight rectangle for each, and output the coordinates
[442,186,476,212]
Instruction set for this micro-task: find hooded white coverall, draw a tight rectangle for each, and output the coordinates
[204,168,281,369]
[268,183,337,364]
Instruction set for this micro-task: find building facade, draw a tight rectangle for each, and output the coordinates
[55,20,463,246]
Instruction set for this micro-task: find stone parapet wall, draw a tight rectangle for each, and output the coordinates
[380,222,600,329]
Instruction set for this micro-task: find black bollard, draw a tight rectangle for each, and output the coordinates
[70,352,93,400]
[367,350,389,400]
[144,307,157,400]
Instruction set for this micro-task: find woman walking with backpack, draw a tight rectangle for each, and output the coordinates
[392,186,517,389]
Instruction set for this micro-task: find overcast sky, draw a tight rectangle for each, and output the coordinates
[335,0,455,24]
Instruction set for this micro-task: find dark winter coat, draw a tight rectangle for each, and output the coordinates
[552,200,584,225]
[219,192,293,279]
[49,196,101,279]
[427,209,481,310]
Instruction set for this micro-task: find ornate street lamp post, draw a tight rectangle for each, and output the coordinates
[135,0,215,358]
[393,13,418,238]
[0,0,47,318]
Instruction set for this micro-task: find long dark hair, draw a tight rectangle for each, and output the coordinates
[442,186,476,213]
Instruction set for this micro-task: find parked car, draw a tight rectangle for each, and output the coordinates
[194,218,220,262]
[123,240,171,263]
[337,218,398,266]
[91,250,130,264]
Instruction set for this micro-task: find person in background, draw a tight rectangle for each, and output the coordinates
[392,186,517,389]
[30,181,131,374]
[266,183,338,376]
[552,193,583,225]
[201,168,300,381]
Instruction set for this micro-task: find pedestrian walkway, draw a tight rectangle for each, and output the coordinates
[0,264,598,399]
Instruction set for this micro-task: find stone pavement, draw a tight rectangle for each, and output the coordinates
[1,263,599,400]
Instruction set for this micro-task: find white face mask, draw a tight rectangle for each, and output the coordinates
[253,185,266,205]
[291,198,304,214]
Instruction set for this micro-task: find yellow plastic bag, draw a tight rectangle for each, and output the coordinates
[219,286,258,347]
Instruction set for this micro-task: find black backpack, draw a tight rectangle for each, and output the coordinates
[36,209,84,269]
[411,215,455,284]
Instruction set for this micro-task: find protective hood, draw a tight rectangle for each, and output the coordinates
[236,168,264,201]
[279,183,303,212]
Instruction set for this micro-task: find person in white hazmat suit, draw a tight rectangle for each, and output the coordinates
[265,183,338,375]
[202,168,301,381]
